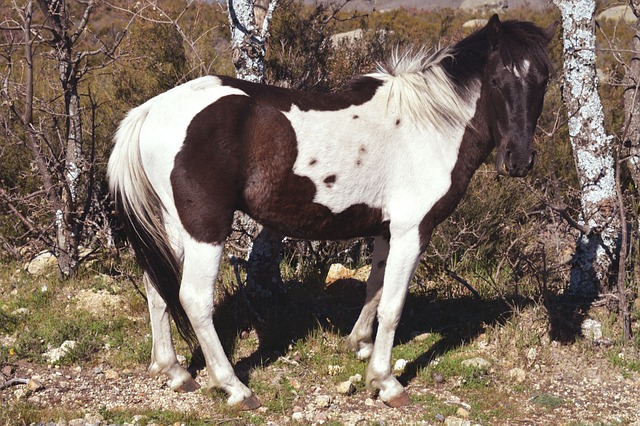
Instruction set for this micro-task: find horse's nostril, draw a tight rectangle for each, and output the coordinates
[528,151,537,169]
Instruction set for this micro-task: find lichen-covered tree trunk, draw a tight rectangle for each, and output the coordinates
[554,0,621,295]
[226,0,283,292]
[227,0,277,83]
[624,13,640,195]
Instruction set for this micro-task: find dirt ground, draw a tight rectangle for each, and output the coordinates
[3,328,640,426]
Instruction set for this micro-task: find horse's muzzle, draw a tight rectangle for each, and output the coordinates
[497,149,536,177]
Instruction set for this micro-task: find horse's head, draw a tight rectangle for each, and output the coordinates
[482,15,556,177]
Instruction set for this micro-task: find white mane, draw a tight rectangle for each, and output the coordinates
[369,47,479,135]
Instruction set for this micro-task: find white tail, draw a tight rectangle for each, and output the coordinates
[108,102,196,347]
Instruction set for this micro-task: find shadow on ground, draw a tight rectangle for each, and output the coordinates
[187,273,588,386]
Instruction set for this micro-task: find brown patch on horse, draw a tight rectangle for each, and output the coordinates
[219,75,383,112]
[324,174,336,187]
[173,95,388,244]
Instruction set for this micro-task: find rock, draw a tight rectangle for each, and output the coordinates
[43,340,77,363]
[462,19,488,29]
[432,372,445,384]
[459,0,507,13]
[348,373,362,383]
[25,250,57,275]
[325,263,371,284]
[526,347,537,363]
[444,416,471,426]
[84,412,104,426]
[336,380,356,395]
[27,378,44,391]
[393,358,408,372]
[461,357,491,370]
[597,5,637,23]
[581,318,603,341]
[292,411,304,422]
[331,29,364,46]
[71,289,125,318]
[508,367,527,383]
[364,397,376,406]
[104,369,119,380]
[411,332,433,341]
[456,407,470,418]
[2,365,13,377]
[315,394,332,408]
[289,377,301,390]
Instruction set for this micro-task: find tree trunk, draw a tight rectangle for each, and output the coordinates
[554,0,621,295]
[624,13,640,195]
[227,0,277,83]
[226,0,283,292]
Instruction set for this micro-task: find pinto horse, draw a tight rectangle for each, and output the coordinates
[108,15,555,409]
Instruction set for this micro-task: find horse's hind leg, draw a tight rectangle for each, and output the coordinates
[145,273,200,392]
[179,236,258,409]
[345,235,389,360]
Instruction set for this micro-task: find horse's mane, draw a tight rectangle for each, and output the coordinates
[370,47,480,135]
[368,20,552,136]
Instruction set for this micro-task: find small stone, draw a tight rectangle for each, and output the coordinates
[581,318,603,340]
[132,415,147,424]
[526,347,537,363]
[348,374,362,383]
[336,380,356,395]
[315,394,332,408]
[104,369,119,380]
[289,377,301,390]
[412,332,433,341]
[444,416,471,426]
[393,358,408,372]
[508,367,526,383]
[461,357,491,369]
[43,340,77,364]
[2,365,13,377]
[27,378,44,391]
[456,407,470,418]
[432,372,445,384]
[365,397,376,406]
[292,412,304,421]
[435,414,446,422]
[84,412,104,426]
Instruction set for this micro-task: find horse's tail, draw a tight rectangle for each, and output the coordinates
[108,103,198,350]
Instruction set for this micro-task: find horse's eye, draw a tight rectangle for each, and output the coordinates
[490,78,501,91]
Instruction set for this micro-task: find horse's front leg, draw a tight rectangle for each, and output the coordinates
[345,235,389,359]
[145,273,200,392]
[366,230,421,407]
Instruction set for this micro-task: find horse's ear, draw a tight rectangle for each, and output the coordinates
[544,21,559,44]
[486,14,502,48]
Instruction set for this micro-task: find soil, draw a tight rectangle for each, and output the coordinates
[3,329,640,425]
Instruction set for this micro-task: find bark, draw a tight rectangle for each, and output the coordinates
[227,0,277,83]
[554,0,621,295]
[623,9,640,195]
[226,0,283,292]
[36,0,95,276]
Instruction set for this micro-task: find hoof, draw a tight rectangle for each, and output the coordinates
[384,391,411,408]
[236,394,261,411]
[175,378,201,393]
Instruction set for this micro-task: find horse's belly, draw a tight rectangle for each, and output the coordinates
[241,174,388,240]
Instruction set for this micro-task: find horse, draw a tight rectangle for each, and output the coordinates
[108,14,555,409]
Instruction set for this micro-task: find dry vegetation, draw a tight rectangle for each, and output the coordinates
[1,0,640,425]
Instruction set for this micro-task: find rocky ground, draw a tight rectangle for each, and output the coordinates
[3,330,640,426]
